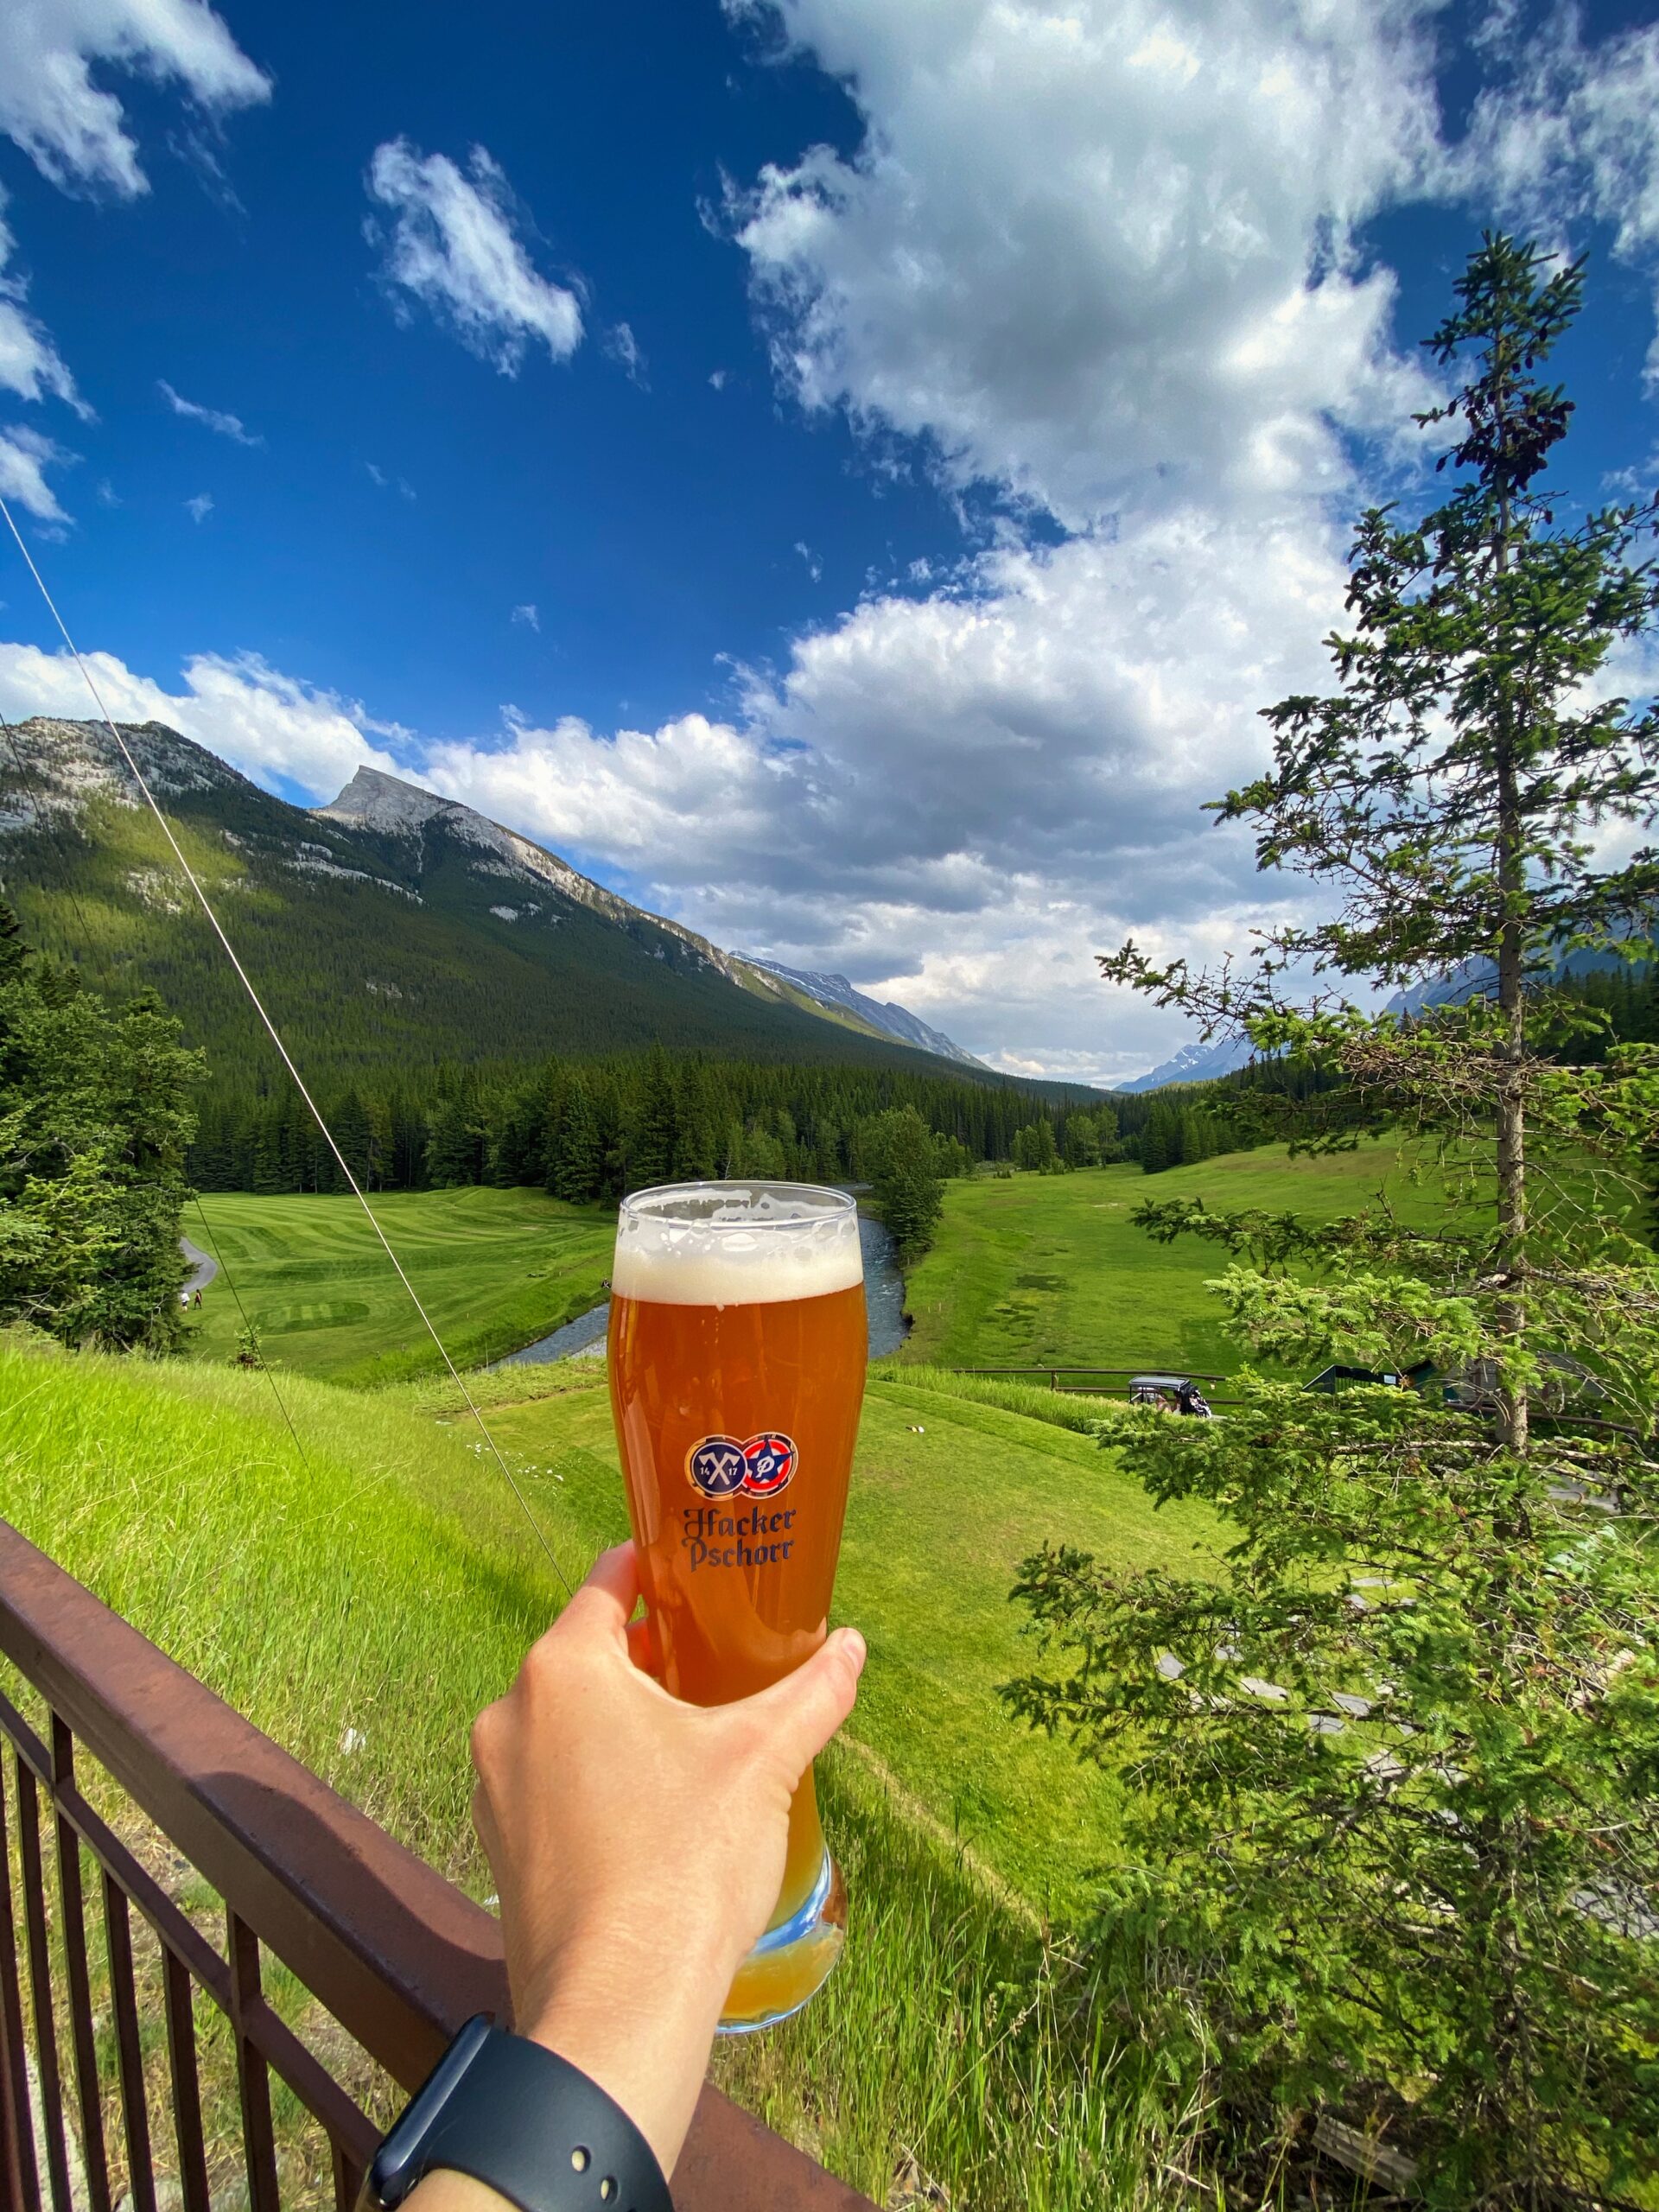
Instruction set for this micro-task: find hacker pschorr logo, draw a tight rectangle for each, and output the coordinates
[686,1432,798,1498]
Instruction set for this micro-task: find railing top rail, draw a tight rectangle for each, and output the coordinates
[0,1516,871,2211]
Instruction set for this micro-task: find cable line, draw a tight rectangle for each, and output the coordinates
[1,494,572,1596]
[0,704,310,1459]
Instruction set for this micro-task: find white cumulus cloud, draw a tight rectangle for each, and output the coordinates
[0,0,270,198]
[158,379,262,446]
[0,644,402,799]
[365,140,584,375]
[727,0,1446,529]
[511,603,540,632]
[0,192,85,415]
[1461,10,1659,372]
[0,427,73,524]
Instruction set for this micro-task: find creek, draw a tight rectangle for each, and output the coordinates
[491,1210,907,1370]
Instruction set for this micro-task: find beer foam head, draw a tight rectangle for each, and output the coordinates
[613,1181,863,1306]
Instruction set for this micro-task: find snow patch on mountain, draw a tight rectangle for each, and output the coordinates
[1115,1033,1256,1094]
[738,956,987,1068]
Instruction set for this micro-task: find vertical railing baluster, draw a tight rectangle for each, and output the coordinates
[161,1950,209,2212]
[15,1758,73,2212]
[226,1911,280,2212]
[102,1874,156,2212]
[0,1757,41,2212]
[332,2137,363,2212]
[47,1719,111,2212]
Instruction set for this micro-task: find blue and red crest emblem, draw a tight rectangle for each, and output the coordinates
[741,1433,797,1495]
[686,1430,798,1498]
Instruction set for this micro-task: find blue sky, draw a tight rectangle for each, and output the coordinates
[2,0,1658,1082]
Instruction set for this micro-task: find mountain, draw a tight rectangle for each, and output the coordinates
[1382,946,1642,1019]
[1115,1033,1256,1094]
[0,718,995,1085]
[1117,941,1655,1094]
[737,954,987,1069]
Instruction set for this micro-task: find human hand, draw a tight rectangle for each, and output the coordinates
[467,1541,866,2177]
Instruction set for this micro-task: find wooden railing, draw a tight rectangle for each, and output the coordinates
[0,1517,872,2212]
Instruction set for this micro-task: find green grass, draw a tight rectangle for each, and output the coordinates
[903,1141,1439,1375]
[480,1368,1222,1912]
[870,1360,1127,1434]
[0,1332,1195,2209]
[184,1185,613,1383]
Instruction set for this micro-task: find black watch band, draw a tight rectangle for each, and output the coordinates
[364,2017,673,2212]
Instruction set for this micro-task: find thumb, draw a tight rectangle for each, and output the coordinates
[745,1626,867,1777]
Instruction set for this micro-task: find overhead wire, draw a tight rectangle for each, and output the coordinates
[0,493,572,1596]
[0,702,310,1459]
[189,1195,310,1469]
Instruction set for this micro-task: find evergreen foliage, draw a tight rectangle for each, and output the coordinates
[187,1050,1092,1203]
[1011,1119,1059,1173]
[861,1104,944,1263]
[0,900,200,1347]
[1015,240,1659,2200]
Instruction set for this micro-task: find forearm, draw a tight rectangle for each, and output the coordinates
[397,1944,723,2209]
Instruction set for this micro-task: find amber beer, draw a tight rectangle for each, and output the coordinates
[607,1181,866,2030]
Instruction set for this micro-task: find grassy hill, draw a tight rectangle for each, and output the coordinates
[180,1144,1421,1390]
[0,1332,1206,2208]
[186,1185,614,1382]
[901,1140,1445,1376]
[0,718,988,1084]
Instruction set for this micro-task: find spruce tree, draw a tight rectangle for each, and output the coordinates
[1014,239,1659,2200]
[864,1105,944,1263]
[550,1077,603,1204]
[0,903,201,1348]
[628,1046,678,1191]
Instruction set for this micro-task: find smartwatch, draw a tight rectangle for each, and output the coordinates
[362,2017,674,2212]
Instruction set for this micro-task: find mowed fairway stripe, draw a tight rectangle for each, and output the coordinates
[486,1374,1222,1916]
[903,1139,1444,1374]
[188,1186,613,1383]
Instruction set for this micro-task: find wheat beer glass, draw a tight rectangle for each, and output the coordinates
[607,1181,865,2031]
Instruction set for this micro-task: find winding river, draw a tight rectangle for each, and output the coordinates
[491,1211,907,1370]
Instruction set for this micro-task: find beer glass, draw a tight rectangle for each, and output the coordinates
[607,1181,866,2031]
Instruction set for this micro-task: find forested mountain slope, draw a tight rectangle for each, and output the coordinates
[0,717,975,1084]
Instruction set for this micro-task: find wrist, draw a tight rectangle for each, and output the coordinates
[520,1941,730,2177]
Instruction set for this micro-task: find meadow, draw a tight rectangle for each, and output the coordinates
[3,1143,1447,2205]
[184,1185,614,1382]
[0,1332,1204,2209]
[902,1138,1436,1374]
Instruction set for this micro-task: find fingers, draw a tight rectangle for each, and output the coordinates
[555,1541,640,1647]
[746,1626,867,1775]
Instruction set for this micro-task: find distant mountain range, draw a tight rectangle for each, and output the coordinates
[1116,1033,1256,1094]
[738,955,985,1068]
[0,719,996,1087]
[1117,947,1648,1094]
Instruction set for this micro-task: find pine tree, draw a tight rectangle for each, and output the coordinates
[424,1094,487,1187]
[550,1077,603,1204]
[673,1062,719,1180]
[1021,238,1659,2199]
[1062,1112,1101,1168]
[628,1048,678,1192]
[0,903,201,1348]
[864,1105,944,1263]
[333,1087,373,1189]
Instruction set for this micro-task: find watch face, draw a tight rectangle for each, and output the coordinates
[366,2015,495,2206]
